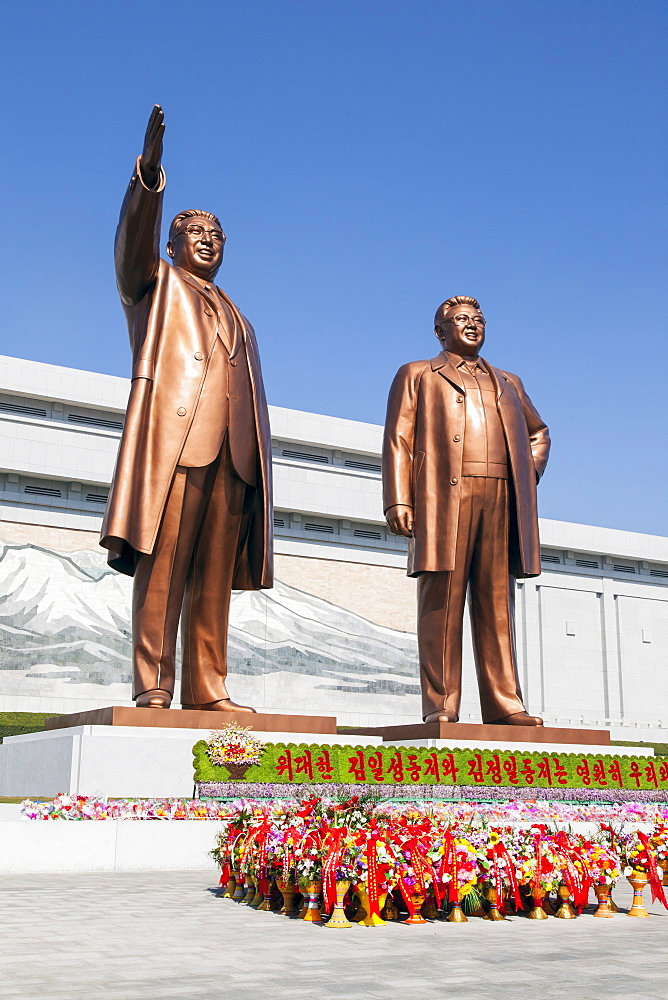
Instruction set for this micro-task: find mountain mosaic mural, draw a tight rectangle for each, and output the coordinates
[0,541,420,713]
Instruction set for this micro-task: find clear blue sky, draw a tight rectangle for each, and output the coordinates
[1,0,666,536]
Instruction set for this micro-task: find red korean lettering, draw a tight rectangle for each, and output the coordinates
[294,750,314,781]
[367,751,384,782]
[552,757,568,785]
[592,759,607,786]
[440,753,458,783]
[575,759,591,786]
[520,758,536,785]
[467,753,484,784]
[629,761,643,788]
[423,752,440,780]
[275,749,294,781]
[502,756,519,784]
[386,751,405,783]
[658,761,668,784]
[537,756,553,786]
[315,749,334,781]
[406,753,422,782]
[644,761,659,788]
[485,754,502,784]
[347,750,366,782]
[607,760,623,788]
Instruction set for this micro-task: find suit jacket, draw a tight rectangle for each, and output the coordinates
[100,159,273,589]
[382,351,550,578]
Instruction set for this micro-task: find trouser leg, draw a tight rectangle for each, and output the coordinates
[416,478,481,720]
[468,477,525,723]
[180,438,249,706]
[131,465,211,700]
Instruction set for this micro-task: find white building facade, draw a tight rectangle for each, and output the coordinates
[0,354,666,742]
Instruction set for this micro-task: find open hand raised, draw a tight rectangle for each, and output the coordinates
[140,105,165,188]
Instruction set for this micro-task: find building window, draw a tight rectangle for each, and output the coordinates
[541,553,560,564]
[0,401,47,418]
[353,528,382,540]
[304,522,334,534]
[344,459,381,473]
[614,564,636,574]
[282,449,329,464]
[24,485,61,498]
[68,414,123,430]
[576,559,599,569]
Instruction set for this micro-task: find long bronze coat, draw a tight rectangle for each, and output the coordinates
[100,162,273,589]
[382,351,550,578]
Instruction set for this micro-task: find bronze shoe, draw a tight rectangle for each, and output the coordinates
[424,710,458,723]
[135,689,172,709]
[488,712,543,726]
[182,698,257,713]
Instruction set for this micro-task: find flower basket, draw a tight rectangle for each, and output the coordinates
[225,762,250,781]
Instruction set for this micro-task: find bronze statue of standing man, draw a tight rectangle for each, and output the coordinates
[383,296,550,726]
[101,106,273,713]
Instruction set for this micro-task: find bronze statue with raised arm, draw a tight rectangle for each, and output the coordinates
[383,296,550,726]
[100,106,273,712]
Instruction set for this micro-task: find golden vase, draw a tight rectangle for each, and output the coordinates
[447,893,469,923]
[402,886,427,925]
[243,878,257,907]
[554,884,577,919]
[355,887,387,926]
[421,893,440,920]
[256,881,273,911]
[483,885,506,921]
[381,893,401,921]
[231,875,246,902]
[325,880,352,929]
[302,880,323,923]
[658,858,668,888]
[222,869,236,900]
[277,878,299,917]
[593,883,614,918]
[627,870,650,918]
[527,887,549,919]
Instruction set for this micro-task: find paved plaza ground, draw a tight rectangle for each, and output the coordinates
[0,871,666,1000]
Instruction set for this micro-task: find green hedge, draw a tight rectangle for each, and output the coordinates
[0,712,52,744]
[193,741,668,793]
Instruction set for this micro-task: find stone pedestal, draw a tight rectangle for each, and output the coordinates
[346,721,613,745]
[45,705,337,734]
[0,723,381,799]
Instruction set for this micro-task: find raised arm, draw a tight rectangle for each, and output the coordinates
[115,105,166,307]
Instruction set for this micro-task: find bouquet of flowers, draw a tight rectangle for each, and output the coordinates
[205,724,266,776]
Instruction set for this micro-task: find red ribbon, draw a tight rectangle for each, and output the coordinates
[437,830,460,904]
[492,841,523,913]
[321,826,347,912]
[638,832,668,909]
[552,832,591,912]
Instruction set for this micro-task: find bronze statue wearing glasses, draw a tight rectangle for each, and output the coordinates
[101,106,273,712]
[383,296,550,726]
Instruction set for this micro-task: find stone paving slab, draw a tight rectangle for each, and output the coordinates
[0,871,666,1000]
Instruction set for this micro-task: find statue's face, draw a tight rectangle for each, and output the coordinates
[436,303,486,357]
[167,217,225,281]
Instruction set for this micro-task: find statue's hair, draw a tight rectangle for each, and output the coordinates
[434,295,481,328]
[168,210,225,242]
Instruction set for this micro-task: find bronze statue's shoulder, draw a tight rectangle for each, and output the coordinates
[394,358,432,377]
[490,364,525,390]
